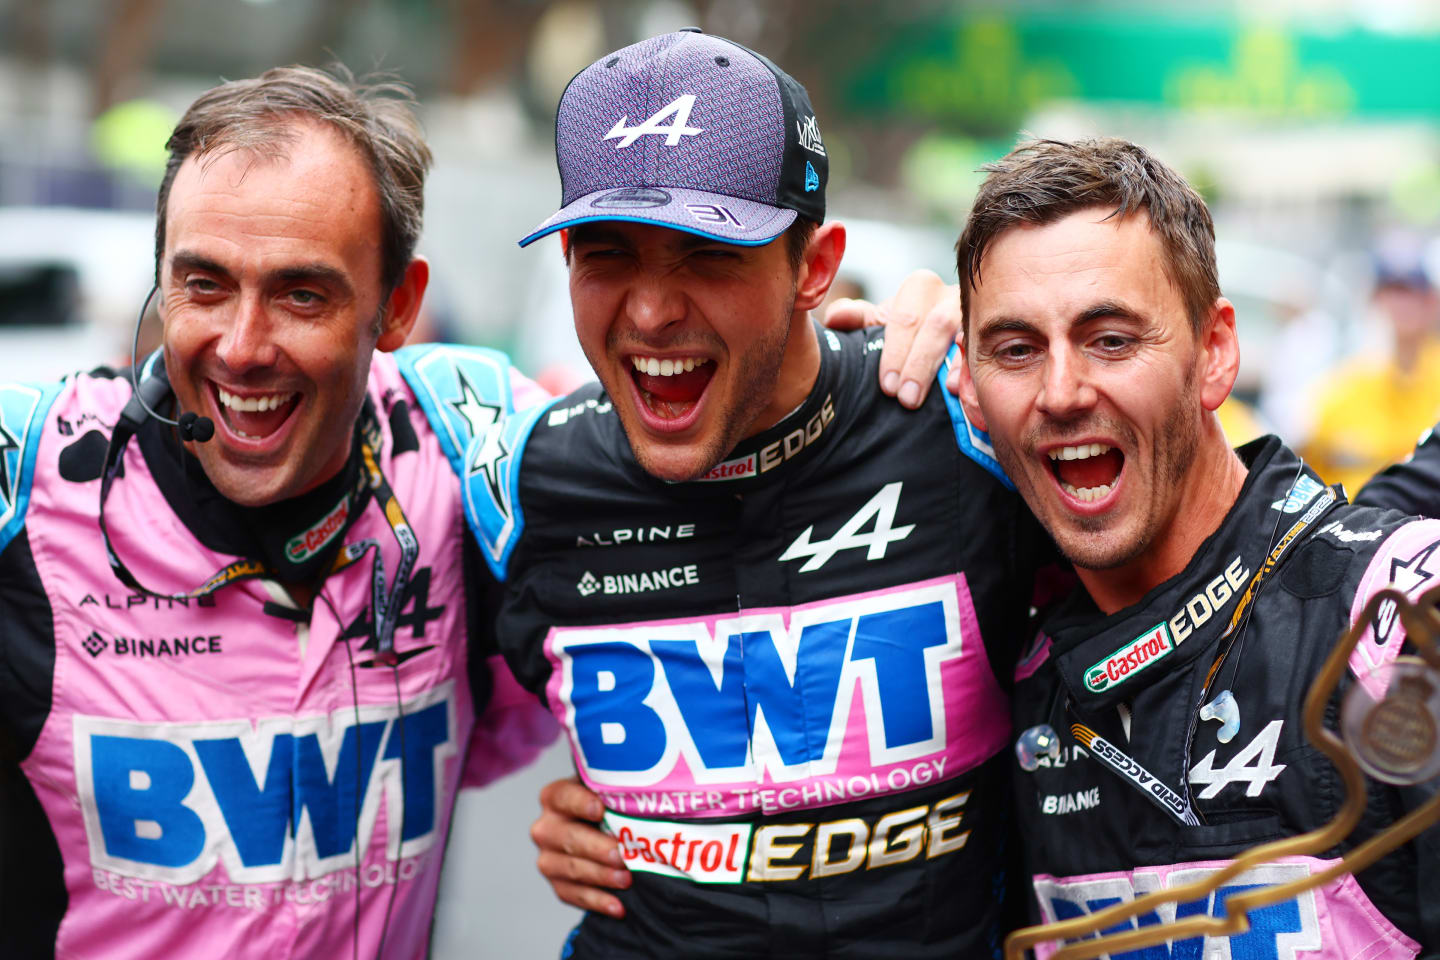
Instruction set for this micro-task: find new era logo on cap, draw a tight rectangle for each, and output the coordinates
[519,30,826,248]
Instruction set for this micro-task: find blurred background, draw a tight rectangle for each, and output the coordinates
[6,0,1440,954]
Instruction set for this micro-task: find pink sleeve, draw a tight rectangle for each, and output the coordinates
[461,654,561,789]
[1347,517,1440,700]
[509,367,554,413]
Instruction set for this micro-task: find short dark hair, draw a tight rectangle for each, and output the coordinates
[156,64,432,295]
[956,138,1219,337]
[783,218,819,274]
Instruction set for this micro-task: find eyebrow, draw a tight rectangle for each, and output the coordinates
[974,316,1039,340]
[273,264,353,297]
[975,300,1149,339]
[169,251,231,280]
[1075,299,1147,326]
[169,251,354,297]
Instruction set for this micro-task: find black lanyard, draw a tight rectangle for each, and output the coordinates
[98,378,419,663]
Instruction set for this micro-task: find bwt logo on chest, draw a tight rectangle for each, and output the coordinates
[72,684,459,885]
[548,578,974,786]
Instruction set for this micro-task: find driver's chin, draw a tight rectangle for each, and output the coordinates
[631,434,722,484]
[197,449,299,508]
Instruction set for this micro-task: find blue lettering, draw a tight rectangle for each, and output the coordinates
[652,636,748,768]
[1046,881,1305,960]
[850,602,948,748]
[381,700,450,841]
[569,642,666,771]
[91,735,206,867]
[194,735,294,867]
[1217,884,1302,960]
[740,619,849,765]
[292,721,387,858]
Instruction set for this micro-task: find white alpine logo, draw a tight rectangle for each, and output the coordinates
[1188,719,1287,799]
[779,482,914,573]
[449,367,510,510]
[604,95,703,148]
[796,114,826,156]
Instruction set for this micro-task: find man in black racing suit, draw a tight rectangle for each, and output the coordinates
[950,138,1440,958]
[1012,437,1440,957]
[473,28,1045,960]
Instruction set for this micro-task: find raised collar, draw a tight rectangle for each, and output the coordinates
[1043,436,1343,711]
[632,319,848,495]
[135,363,372,585]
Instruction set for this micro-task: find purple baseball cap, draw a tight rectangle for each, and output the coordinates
[518,29,828,248]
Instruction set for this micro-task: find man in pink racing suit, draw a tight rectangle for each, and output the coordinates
[0,66,558,959]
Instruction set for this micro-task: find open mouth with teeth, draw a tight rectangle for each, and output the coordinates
[212,384,300,441]
[1047,442,1125,503]
[628,355,715,422]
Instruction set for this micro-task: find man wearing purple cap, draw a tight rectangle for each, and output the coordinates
[472,29,1044,958]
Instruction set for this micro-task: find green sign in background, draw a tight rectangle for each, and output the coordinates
[844,11,1440,132]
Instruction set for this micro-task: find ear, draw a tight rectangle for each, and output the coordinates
[793,221,846,313]
[955,334,990,433]
[559,228,570,259]
[375,257,430,353]
[1197,297,1239,412]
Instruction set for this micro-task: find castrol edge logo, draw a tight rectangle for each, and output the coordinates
[696,395,835,482]
[1085,622,1174,693]
[285,496,350,563]
[605,810,751,884]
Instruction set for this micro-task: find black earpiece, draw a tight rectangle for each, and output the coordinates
[128,285,215,443]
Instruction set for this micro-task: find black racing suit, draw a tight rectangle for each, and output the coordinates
[1358,423,1440,517]
[1012,437,1440,958]
[482,324,1044,959]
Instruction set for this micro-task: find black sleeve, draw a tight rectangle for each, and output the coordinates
[0,530,66,959]
[1354,425,1440,516]
[1400,777,1440,955]
[0,530,56,760]
[461,529,502,714]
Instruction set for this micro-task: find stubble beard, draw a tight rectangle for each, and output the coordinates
[607,287,799,483]
[993,363,1201,572]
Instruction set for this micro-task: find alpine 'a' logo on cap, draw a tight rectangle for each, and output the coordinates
[604,94,704,148]
[593,187,673,209]
[805,162,819,193]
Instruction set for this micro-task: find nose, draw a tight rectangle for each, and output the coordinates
[623,273,687,339]
[214,292,279,373]
[1035,344,1098,420]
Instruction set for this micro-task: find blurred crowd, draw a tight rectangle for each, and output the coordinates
[1206,230,1440,496]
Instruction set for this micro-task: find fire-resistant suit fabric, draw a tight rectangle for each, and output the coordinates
[0,345,558,960]
[1011,437,1440,959]
[478,324,1045,959]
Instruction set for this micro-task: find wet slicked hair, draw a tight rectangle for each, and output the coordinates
[957,137,1219,337]
[156,64,432,295]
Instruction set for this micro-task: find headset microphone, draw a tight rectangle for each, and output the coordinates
[128,285,215,443]
[177,410,215,443]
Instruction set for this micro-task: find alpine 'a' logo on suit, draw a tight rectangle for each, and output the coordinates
[779,482,914,572]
